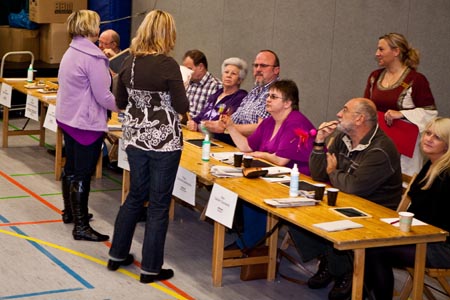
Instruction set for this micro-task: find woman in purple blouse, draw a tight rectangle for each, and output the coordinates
[186,57,248,144]
[224,79,315,249]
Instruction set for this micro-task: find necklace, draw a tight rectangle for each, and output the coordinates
[382,67,408,88]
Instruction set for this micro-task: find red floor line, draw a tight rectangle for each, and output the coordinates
[0,169,62,214]
[1,169,196,300]
[103,242,195,299]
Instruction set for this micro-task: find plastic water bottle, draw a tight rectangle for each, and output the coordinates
[202,134,211,161]
[27,64,34,82]
[289,163,299,197]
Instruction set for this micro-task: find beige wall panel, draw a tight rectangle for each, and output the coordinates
[273,0,336,126]
[131,0,450,126]
[327,1,410,120]
[407,0,450,117]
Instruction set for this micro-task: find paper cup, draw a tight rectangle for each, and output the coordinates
[243,156,253,168]
[326,188,339,206]
[399,211,414,232]
[234,153,243,167]
[314,183,326,200]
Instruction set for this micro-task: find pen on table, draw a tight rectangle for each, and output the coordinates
[390,219,400,225]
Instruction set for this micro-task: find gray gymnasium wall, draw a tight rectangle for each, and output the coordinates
[131,0,450,127]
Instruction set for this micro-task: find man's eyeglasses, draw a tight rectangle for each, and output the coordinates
[252,63,276,68]
[99,41,113,46]
[268,93,285,100]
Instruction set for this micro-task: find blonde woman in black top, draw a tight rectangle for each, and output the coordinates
[107,10,189,283]
[365,117,450,299]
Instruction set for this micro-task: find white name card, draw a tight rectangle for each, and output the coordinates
[172,166,196,206]
[0,83,12,108]
[117,138,129,171]
[43,104,57,132]
[25,95,39,121]
[205,184,238,229]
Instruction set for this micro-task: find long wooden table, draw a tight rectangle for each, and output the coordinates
[1,77,53,148]
[111,127,448,300]
[1,77,102,180]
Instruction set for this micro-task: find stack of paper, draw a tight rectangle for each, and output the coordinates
[313,220,363,232]
[264,197,317,207]
[210,152,236,164]
[381,218,427,227]
[210,165,243,178]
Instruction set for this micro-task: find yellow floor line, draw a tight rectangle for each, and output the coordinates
[0,229,188,300]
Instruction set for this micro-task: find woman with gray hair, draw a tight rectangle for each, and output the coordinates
[187,57,248,143]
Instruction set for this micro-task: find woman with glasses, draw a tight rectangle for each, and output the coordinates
[365,117,450,299]
[364,33,437,176]
[186,57,248,144]
[223,79,315,250]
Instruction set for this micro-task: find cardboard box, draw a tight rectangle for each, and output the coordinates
[29,0,88,24]
[0,26,40,63]
[40,23,70,64]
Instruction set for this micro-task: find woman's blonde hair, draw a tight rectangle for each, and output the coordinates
[66,10,100,39]
[130,10,176,56]
[380,33,420,70]
[420,117,450,189]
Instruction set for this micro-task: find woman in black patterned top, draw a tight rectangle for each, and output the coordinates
[107,10,188,284]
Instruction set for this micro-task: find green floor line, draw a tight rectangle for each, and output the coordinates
[40,188,121,198]
[91,188,122,192]
[5,121,54,149]
[40,192,62,197]
[9,171,122,186]
[11,171,54,177]
[102,173,123,185]
[0,195,30,200]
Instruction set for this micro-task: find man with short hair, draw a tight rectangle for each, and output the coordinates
[182,49,221,119]
[290,98,402,300]
[99,29,121,58]
[204,49,280,138]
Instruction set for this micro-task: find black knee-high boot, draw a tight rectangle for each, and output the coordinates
[70,180,109,242]
[61,172,75,223]
[62,173,93,224]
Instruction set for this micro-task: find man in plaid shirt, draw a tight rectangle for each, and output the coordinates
[182,49,222,119]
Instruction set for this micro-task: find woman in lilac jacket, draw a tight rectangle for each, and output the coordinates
[56,10,119,242]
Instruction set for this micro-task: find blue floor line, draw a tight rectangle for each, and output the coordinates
[0,215,94,299]
[0,288,84,300]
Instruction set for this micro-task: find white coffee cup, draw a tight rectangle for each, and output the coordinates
[398,211,414,232]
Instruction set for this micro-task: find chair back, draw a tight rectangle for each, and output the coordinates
[396,173,416,212]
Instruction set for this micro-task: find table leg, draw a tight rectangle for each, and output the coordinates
[411,243,426,300]
[2,106,9,148]
[95,153,102,178]
[267,214,278,281]
[212,221,225,287]
[55,127,63,180]
[39,102,45,147]
[351,248,365,300]
[121,169,130,204]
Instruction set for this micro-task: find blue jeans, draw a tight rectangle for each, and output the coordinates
[109,147,181,273]
[236,202,267,249]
